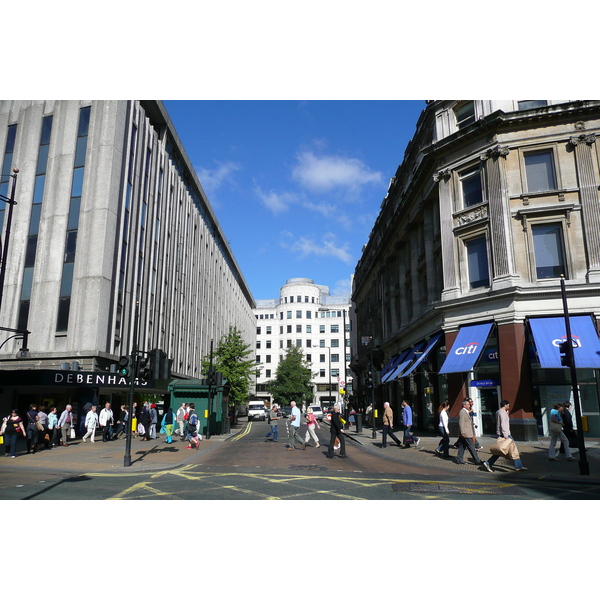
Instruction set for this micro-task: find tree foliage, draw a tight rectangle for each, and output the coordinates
[201,326,255,406]
[266,346,314,407]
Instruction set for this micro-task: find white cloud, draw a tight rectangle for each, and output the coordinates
[255,187,297,214]
[331,277,352,297]
[292,151,383,194]
[284,234,354,265]
[195,161,241,197]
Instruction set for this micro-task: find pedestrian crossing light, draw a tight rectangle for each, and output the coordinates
[118,356,130,377]
[137,355,152,382]
[559,340,572,368]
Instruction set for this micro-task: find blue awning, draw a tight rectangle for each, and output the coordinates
[439,322,494,374]
[529,315,600,368]
[400,332,443,378]
[386,341,426,381]
[381,349,411,383]
[380,353,404,383]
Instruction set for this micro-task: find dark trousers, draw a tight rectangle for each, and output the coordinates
[26,424,38,452]
[328,429,345,457]
[382,424,401,448]
[457,436,483,464]
[102,425,113,441]
[437,427,450,457]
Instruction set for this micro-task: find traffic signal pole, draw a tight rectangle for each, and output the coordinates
[560,277,589,475]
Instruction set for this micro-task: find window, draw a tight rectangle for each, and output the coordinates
[465,235,490,289]
[256,355,261,363]
[297,296,301,302]
[319,369,326,377]
[518,100,547,110]
[331,354,340,362]
[320,354,326,363]
[257,326,261,335]
[460,166,484,207]
[296,339,302,347]
[266,326,271,334]
[266,355,271,363]
[306,354,311,362]
[306,311,312,319]
[532,223,566,279]
[455,101,475,129]
[266,369,271,378]
[319,325,325,333]
[279,326,283,334]
[306,339,311,347]
[305,296,309,302]
[256,341,261,349]
[266,340,271,349]
[287,311,292,319]
[331,324,339,333]
[296,324,302,333]
[331,339,339,347]
[287,325,292,333]
[524,150,557,193]
[331,369,339,377]
[320,340,325,347]
[296,310,302,318]
[306,325,312,333]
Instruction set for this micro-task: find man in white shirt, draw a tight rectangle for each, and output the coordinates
[287,401,306,451]
[99,402,114,442]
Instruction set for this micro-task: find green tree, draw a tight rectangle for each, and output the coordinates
[201,326,255,408]
[266,346,314,408]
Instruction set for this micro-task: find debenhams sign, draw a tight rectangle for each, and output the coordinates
[1,369,157,389]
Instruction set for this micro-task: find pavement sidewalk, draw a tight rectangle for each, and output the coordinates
[2,419,599,485]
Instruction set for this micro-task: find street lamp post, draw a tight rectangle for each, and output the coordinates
[0,168,19,317]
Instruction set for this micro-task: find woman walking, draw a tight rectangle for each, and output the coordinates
[2,409,26,458]
[82,405,99,443]
[435,402,451,458]
[548,403,574,461]
[162,407,175,443]
[25,403,39,454]
[304,407,321,448]
[48,407,60,447]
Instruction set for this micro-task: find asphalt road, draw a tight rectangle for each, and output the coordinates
[2,418,600,500]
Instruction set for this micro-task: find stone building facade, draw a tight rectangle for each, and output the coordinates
[352,100,600,441]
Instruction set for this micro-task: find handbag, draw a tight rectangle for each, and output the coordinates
[70,426,76,439]
[549,422,563,435]
[490,437,513,456]
[36,421,45,431]
[506,440,520,460]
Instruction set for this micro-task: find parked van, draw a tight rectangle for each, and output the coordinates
[248,401,267,421]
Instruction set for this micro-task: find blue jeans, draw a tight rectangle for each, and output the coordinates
[488,436,523,469]
[266,424,278,441]
[4,433,18,457]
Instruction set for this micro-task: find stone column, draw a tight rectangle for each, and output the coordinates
[570,133,600,281]
[481,145,517,288]
[435,170,459,299]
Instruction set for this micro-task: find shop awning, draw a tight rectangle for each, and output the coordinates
[439,322,494,374]
[386,341,426,381]
[529,315,600,368]
[400,332,443,378]
[380,353,404,383]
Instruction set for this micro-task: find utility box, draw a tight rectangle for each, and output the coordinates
[168,378,229,437]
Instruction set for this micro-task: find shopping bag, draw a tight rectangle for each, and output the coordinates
[507,440,520,460]
[70,427,76,439]
[0,435,4,445]
[490,437,512,456]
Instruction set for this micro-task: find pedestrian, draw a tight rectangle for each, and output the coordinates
[48,406,60,447]
[487,400,527,471]
[455,399,492,471]
[2,409,26,458]
[58,404,74,446]
[348,406,356,430]
[265,404,280,442]
[382,401,402,448]
[559,401,576,455]
[401,400,420,447]
[36,405,51,450]
[365,403,373,427]
[149,403,158,439]
[162,407,175,443]
[451,398,482,450]
[99,402,114,442]
[139,403,152,441]
[82,405,99,443]
[25,403,39,454]
[175,402,187,438]
[287,401,305,451]
[327,403,347,459]
[185,403,201,449]
[304,406,321,448]
[548,403,573,461]
[435,401,451,458]
[113,405,129,439]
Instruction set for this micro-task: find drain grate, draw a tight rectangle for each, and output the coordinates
[391,482,526,495]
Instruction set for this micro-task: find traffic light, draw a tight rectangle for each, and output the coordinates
[136,354,152,382]
[118,356,130,377]
[149,348,171,380]
[559,340,572,367]
[366,371,373,387]
[208,368,217,387]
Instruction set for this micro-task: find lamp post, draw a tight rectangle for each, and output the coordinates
[0,326,30,357]
[0,168,19,317]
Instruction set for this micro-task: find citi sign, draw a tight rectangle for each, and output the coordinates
[454,342,480,356]
[552,336,581,349]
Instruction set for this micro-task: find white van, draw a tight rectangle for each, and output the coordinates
[248,401,267,421]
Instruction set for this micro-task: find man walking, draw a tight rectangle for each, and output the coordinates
[382,402,402,448]
[401,400,420,447]
[455,399,492,471]
[265,404,280,442]
[487,400,527,471]
[58,404,74,446]
[99,402,114,442]
[327,404,347,459]
[287,401,305,450]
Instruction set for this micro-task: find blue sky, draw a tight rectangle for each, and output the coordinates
[163,100,426,301]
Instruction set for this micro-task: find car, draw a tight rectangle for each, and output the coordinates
[248,401,267,421]
[308,405,324,421]
[282,406,292,419]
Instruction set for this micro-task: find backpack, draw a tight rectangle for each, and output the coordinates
[189,412,198,426]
